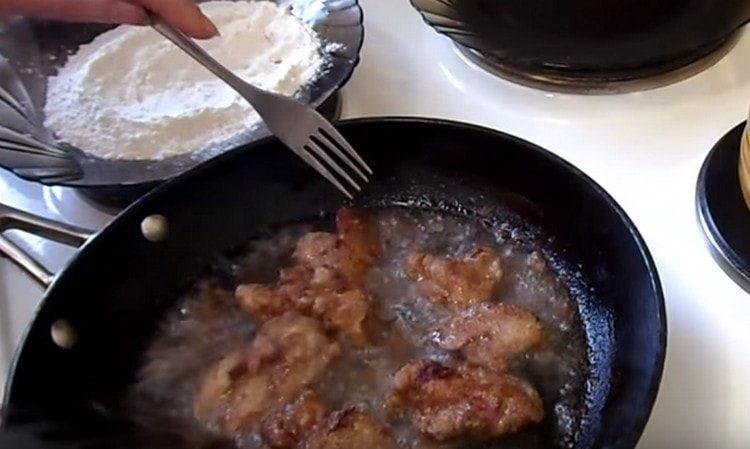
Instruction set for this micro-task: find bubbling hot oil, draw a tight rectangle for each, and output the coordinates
[131,209,587,449]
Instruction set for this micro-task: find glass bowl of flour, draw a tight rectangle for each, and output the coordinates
[0,0,363,204]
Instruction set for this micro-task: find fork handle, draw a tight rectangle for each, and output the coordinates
[147,12,274,109]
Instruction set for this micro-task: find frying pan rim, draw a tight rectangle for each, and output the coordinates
[1,117,667,448]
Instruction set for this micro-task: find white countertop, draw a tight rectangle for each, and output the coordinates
[2,0,750,447]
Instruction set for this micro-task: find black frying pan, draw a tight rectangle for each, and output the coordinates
[0,118,666,449]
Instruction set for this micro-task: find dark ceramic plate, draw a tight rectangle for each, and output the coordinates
[410,0,750,82]
[0,0,363,199]
[696,122,750,293]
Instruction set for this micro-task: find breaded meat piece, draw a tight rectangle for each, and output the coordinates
[407,248,502,309]
[386,360,543,441]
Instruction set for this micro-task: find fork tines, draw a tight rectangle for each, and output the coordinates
[300,126,372,199]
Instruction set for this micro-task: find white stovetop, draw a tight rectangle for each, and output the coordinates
[2,0,750,447]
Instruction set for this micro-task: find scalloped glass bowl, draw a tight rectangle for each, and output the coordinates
[0,0,363,201]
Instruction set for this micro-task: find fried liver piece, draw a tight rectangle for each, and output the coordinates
[386,361,543,441]
[294,208,379,281]
[261,391,327,448]
[234,283,289,320]
[194,312,341,435]
[439,303,545,372]
[236,208,378,345]
[261,392,395,449]
[406,248,503,309]
[304,408,397,449]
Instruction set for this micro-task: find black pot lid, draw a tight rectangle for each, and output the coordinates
[696,122,750,293]
[411,0,750,79]
[453,35,740,93]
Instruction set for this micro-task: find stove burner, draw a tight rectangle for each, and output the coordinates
[455,31,742,94]
[696,122,750,293]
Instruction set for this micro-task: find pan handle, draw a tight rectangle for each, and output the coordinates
[0,203,94,287]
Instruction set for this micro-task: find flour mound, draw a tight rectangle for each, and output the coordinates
[44,1,325,161]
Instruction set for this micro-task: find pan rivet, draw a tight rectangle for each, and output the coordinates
[141,214,169,242]
[51,319,77,349]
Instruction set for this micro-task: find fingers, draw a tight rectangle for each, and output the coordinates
[0,0,218,40]
[0,0,147,25]
[136,0,218,39]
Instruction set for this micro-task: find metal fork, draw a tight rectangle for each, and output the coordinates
[149,13,371,198]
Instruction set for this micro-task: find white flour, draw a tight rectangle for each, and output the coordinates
[43,1,326,160]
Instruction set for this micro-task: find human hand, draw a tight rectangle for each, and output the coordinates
[0,0,218,39]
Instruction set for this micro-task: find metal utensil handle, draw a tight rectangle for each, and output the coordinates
[0,203,93,287]
[148,12,278,111]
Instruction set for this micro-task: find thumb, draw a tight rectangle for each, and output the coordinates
[0,0,148,25]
